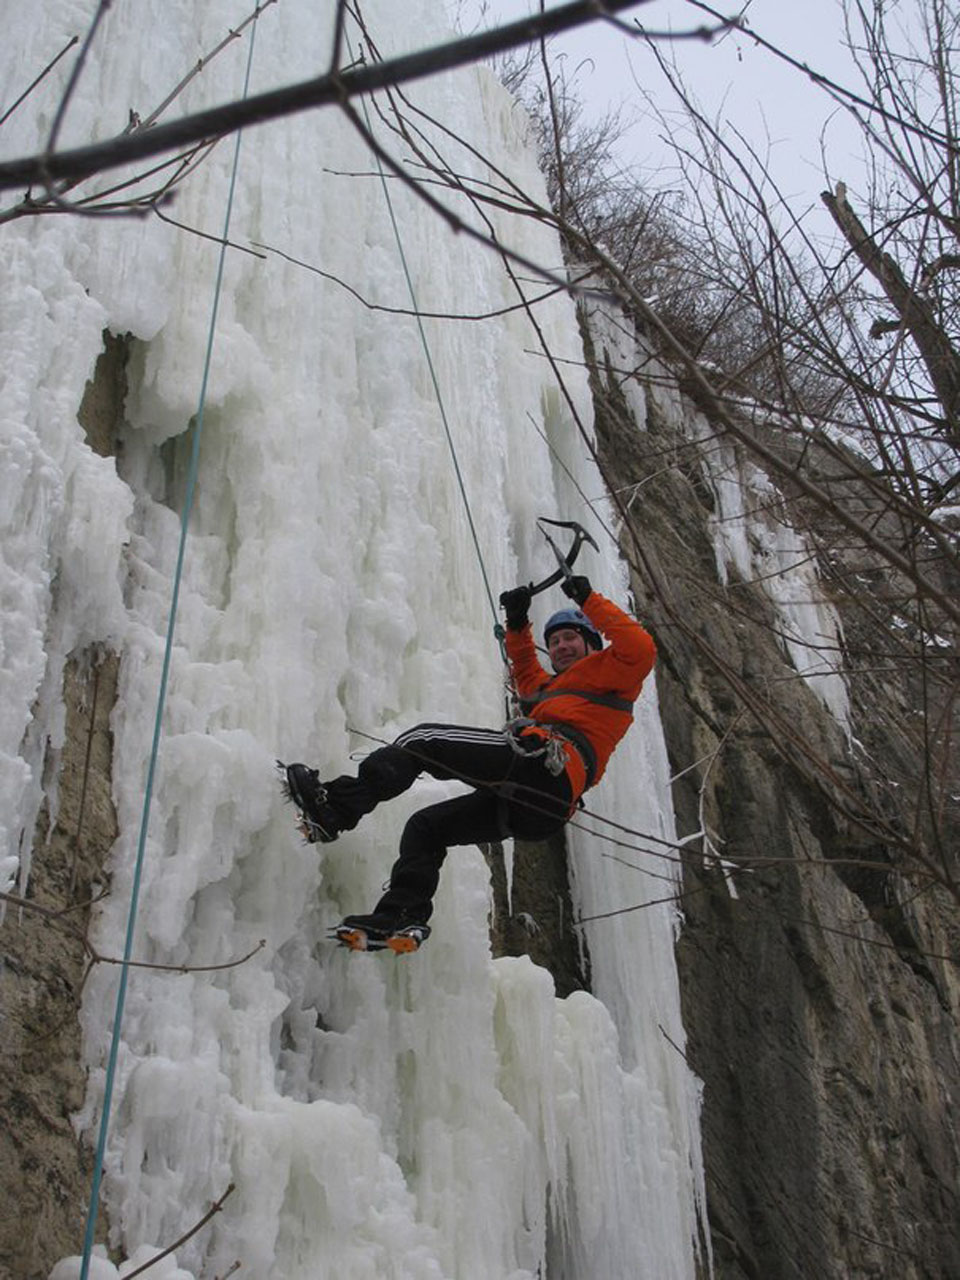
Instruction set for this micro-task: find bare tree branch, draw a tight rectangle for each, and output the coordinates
[0,890,267,974]
[0,0,277,223]
[823,181,960,442]
[0,2,712,191]
[121,1184,235,1279]
[0,33,78,129]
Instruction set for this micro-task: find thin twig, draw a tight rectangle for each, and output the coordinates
[139,0,279,131]
[121,1183,235,1279]
[0,890,266,973]
[252,238,568,319]
[0,34,79,129]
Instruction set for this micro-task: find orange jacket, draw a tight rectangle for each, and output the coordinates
[505,591,656,798]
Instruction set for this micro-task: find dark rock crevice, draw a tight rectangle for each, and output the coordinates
[486,832,590,999]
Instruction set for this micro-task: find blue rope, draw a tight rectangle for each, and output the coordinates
[78,23,260,1279]
[349,36,505,657]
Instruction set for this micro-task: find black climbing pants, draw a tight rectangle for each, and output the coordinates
[324,723,573,921]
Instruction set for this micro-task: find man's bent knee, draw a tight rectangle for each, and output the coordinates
[358,743,420,797]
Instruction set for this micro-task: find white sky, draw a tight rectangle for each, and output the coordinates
[455,0,880,218]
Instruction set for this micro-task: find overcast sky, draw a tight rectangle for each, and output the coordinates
[453,0,883,218]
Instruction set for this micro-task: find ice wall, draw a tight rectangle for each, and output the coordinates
[1,3,705,1277]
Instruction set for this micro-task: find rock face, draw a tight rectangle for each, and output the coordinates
[0,337,127,1280]
[0,651,119,1279]
[581,304,960,1280]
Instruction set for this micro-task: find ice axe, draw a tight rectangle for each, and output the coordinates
[493,516,598,669]
[528,517,599,596]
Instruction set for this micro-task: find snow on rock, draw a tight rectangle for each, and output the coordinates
[2,3,706,1278]
[49,1244,194,1280]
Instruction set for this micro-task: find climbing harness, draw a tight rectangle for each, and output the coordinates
[504,684,636,790]
[506,721,591,778]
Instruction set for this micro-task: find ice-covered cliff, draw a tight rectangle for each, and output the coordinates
[1,4,706,1277]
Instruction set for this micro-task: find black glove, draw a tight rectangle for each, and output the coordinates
[562,575,592,606]
[499,585,532,631]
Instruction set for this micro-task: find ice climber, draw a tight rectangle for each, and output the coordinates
[283,573,656,952]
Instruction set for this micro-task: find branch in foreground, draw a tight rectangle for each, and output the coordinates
[121,1183,235,1280]
[0,889,266,974]
[252,237,568,319]
[0,2,690,190]
[0,33,78,129]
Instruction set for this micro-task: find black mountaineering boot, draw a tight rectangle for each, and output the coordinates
[280,762,343,844]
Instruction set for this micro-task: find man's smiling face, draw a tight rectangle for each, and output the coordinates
[548,626,588,673]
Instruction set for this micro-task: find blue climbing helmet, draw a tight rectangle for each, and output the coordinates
[543,608,603,651]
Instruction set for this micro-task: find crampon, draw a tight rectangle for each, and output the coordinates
[331,922,431,954]
[277,760,340,844]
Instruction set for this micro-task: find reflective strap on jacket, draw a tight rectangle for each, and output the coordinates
[519,687,635,714]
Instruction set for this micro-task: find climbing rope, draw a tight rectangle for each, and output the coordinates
[346,30,506,660]
[78,22,261,1280]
